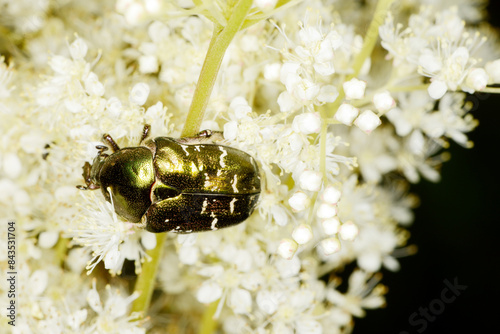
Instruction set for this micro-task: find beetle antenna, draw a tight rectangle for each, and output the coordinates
[103,134,120,152]
[140,124,151,143]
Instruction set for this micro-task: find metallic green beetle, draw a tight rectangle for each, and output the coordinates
[78,125,261,233]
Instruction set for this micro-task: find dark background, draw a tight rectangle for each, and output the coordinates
[354,2,500,333]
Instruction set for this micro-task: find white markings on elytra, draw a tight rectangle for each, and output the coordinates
[164,219,170,222]
[229,197,238,213]
[216,169,222,177]
[201,198,208,214]
[194,145,201,152]
[231,174,239,193]
[211,218,218,230]
[219,146,227,168]
[204,173,211,188]
[180,145,190,156]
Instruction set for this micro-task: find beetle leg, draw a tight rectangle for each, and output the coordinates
[140,124,151,144]
[95,145,108,155]
[197,129,212,138]
[76,161,93,190]
[175,130,225,145]
[198,130,224,142]
[102,134,120,152]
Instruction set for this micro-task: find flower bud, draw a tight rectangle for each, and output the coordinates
[339,221,359,241]
[292,224,313,244]
[288,191,309,212]
[322,186,341,204]
[335,103,359,125]
[373,90,396,112]
[320,237,341,255]
[354,110,381,134]
[343,78,366,100]
[277,238,298,259]
[322,217,340,235]
[299,171,322,192]
[129,83,150,105]
[293,112,321,134]
[316,203,337,219]
[465,68,488,91]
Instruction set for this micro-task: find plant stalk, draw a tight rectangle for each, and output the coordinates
[131,0,253,319]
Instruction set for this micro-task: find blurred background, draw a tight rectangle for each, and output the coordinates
[354,1,500,333]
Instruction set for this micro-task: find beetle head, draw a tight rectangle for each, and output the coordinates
[77,145,109,190]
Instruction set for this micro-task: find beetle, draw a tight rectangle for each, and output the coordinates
[77,125,261,233]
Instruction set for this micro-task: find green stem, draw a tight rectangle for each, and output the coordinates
[182,0,253,137]
[131,0,253,319]
[319,120,327,180]
[478,87,500,94]
[326,0,396,118]
[387,84,429,92]
[130,232,167,315]
[198,300,219,334]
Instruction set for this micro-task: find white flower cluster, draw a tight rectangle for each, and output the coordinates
[1,0,498,333]
[379,6,500,99]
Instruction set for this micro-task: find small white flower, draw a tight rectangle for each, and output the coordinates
[38,231,59,248]
[30,270,49,296]
[280,62,301,85]
[129,82,150,105]
[229,97,252,119]
[277,91,296,112]
[317,85,339,103]
[148,20,170,43]
[144,0,161,13]
[69,37,88,60]
[464,68,488,92]
[277,238,298,259]
[292,112,321,134]
[256,290,280,314]
[321,186,342,204]
[339,221,359,241]
[299,170,322,191]
[228,288,252,314]
[275,256,301,278]
[320,237,341,255]
[428,79,448,99]
[197,281,223,304]
[223,121,239,141]
[316,203,337,219]
[335,103,359,125]
[263,63,281,81]
[485,59,500,83]
[322,218,341,235]
[84,72,105,97]
[119,1,147,25]
[3,153,22,179]
[138,55,159,74]
[178,245,199,265]
[354,110,381,133]
[288,191,309,212]
[373,91,396,112]
[343,78,366,100]
[292,224,313,244]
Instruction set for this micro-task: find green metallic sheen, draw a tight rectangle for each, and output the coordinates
[98,147,155,223]
[147,137,260,195]
[78,128,261,233]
